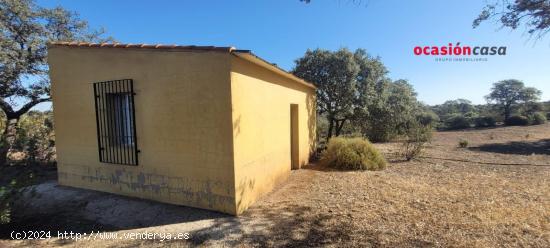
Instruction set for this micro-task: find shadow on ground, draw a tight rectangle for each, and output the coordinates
[469,139,550,155]
[0,182,229,245]
[301,163,334,172]
[0,182,358,247]
[187,204,357,247]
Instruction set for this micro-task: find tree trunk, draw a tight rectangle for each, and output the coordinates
[0,97,50,166]
[504,105,511,122]
[0,144,7,167]
[326,118,335,143]
[0,118,19,167]
[335,119,346,136]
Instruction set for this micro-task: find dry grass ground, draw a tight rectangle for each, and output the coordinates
[2,124,549,247]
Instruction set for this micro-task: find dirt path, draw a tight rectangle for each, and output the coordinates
[2,124,550,247]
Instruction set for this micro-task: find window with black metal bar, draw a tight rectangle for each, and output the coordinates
[93,79,139,165]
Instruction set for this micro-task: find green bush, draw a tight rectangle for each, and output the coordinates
[474,116,497,128]
[458,140,468,148]
[463,111,478,119]
[444,115,471,130]
[401,121,432,161]
[12,111,55,163]
[416,111,439,127]
[529,112,547,125]
[359,80,421,143]
[546,112,550,121]
[321,137,387,171]
[505,115,529,126]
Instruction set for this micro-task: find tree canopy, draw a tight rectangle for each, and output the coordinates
[473,0,550,39]
[292,48,427,143]
[292,48,387,140]
[0,0,110,165]
[360,79,422,142]
[485,79,541,121]
[432,99,476,118]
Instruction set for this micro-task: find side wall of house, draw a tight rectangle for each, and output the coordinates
[230,56,316,214]
[48,47,237,214]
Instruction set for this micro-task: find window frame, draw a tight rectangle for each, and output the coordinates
[93,79,139,165]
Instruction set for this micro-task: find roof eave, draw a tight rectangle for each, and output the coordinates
[231,51,316,90]
[47,42,316,90]
[47,42,236,52]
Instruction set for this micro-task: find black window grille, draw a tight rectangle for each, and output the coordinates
[93,79,139,165]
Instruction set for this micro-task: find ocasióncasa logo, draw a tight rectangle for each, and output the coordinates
[414,43,507,56]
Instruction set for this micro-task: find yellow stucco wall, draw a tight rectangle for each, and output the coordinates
[230,56,316,214]
[49,47,316,215]
[49,47,237,214]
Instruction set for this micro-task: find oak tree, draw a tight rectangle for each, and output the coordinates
[0,0,110,166]
[485,79,541,121]
[474,0,550,39]
[292,48,387,141]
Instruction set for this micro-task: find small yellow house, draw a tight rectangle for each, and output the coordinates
[47,42,316,215]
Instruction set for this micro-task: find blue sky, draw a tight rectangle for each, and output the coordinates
[36,0,550,109]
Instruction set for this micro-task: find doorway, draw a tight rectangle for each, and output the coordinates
[290,104,299,170]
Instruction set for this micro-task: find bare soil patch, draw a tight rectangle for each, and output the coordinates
[2,124,549,247]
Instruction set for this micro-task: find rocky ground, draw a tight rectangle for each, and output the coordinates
[1,124,549,247]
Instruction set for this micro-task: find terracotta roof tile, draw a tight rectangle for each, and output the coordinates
[48,42,236,52]
[47,42,316,89]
